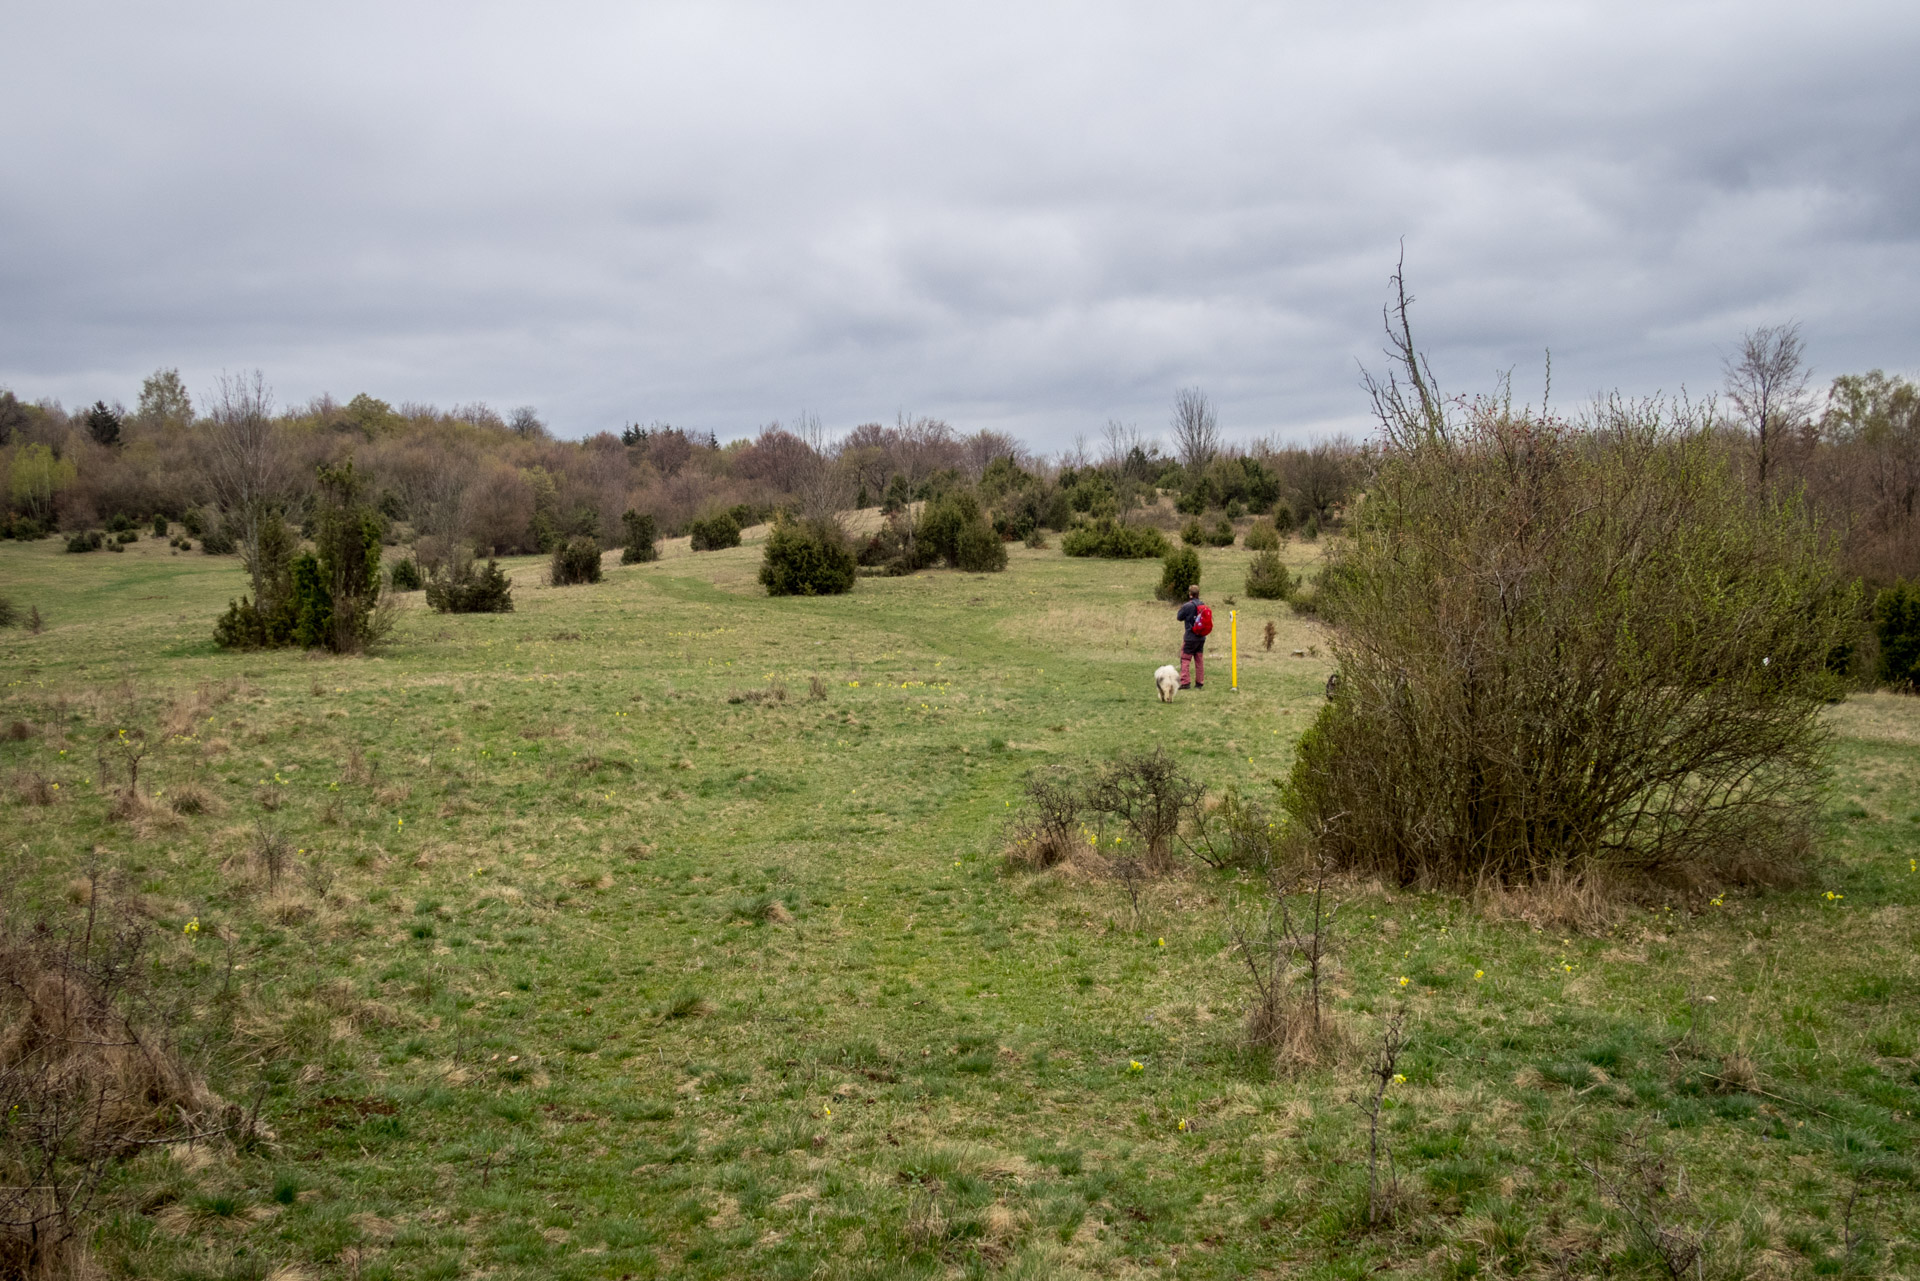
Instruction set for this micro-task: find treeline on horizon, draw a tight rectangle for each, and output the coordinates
[0,372,1369,562]
[1,342,1917,592]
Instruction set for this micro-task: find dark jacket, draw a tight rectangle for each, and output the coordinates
[1175,599,1206,653]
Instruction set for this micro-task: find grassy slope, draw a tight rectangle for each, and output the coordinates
[0,531,1916,1280]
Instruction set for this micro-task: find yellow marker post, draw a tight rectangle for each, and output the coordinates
[1230,610,1239,692]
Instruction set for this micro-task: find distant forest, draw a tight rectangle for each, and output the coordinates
[1,344,1916,587]
[0,373,1366,560]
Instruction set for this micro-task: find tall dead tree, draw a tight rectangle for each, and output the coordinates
[1171,387,1220,472]
[201,371,284,603]
[1724,322,1812,488]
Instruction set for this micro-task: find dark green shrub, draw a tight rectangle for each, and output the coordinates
[1181,519,1203,547]
[1061,518,1170,559]
[1285,370,1856,891]
[1244,520,1280,551]
[882,474,911,514]
[857,513,929,576]
[306,461,387,651]
[106,513,133,533]
[212,596,278,649]
[288,551,332,647]
[549,538,603,586]
[1271,501,1295,534]
[916,491,1005,572]
[1175,477,1212,516]
[1873,580,1920,691]
[759,519,856,596]
[65,531,102,553]
[180,509,204,537]
[1245,551,1291,600]
[150,514,168,537]
[426,559,514,613]
[1207,517,1236,547]
[217,464,385,652]
[1024,527,1047,549]
[388,558,423,591]
[114,529,137,545]
[620,510,659,564]
[1156,547,1201,601]
[956,520,1008,572]
[199,522,236,555]
[914,491,971,563]
[1300,513,1320,541]
[1064,472,1119,518]
[688,512,741,551]
[0,596,16,628]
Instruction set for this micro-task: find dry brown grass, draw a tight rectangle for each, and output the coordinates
[1471,869,1627,934]
[107,790,182,838]
[10,771,54,807]
[1715,1050,1760,1094]
[1247,993,1349,1071]
[1002,821,1075,872]
[161,679,238,739]
[0,910,230,1274]
[164,784,220,817]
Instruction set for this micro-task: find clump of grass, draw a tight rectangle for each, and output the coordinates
[12,770,54,806]
[725,685,788,706]
[663,991,712,1020]
[726,892,795,924]
[1231,860,1345,1070]
[166,783,219,816]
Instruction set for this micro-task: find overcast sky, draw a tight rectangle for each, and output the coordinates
[4,1,1917,450]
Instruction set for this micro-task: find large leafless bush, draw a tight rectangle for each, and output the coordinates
[0,882,253,1275]
[1284,278,1858,893]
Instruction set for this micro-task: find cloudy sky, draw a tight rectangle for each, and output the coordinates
[5,1,1917,450]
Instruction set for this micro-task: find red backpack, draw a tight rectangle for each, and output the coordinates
[1191,603,1213,637]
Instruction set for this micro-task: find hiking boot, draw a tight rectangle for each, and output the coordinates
[1195,682,1204,689]
[1178,683,1192,690]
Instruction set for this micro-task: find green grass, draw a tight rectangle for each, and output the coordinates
[2,531,1918,1278]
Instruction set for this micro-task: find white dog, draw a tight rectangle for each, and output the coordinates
[1154,664,1180,703]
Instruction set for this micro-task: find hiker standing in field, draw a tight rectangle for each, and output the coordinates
[1175,585,1212,689]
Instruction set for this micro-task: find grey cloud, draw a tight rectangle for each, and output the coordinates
[3,0,1917,449]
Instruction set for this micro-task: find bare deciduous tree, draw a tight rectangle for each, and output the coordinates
[1724,322,1812,487]
[1102,419,1146,473]
[962,429,1022,480]
[791,410,850,523]
[1171,387,1219,471]
[201,371,284,602]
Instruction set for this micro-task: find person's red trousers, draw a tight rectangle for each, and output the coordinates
[1179,649,1204,686]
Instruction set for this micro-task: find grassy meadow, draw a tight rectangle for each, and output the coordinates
[1,528,1918,1280]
